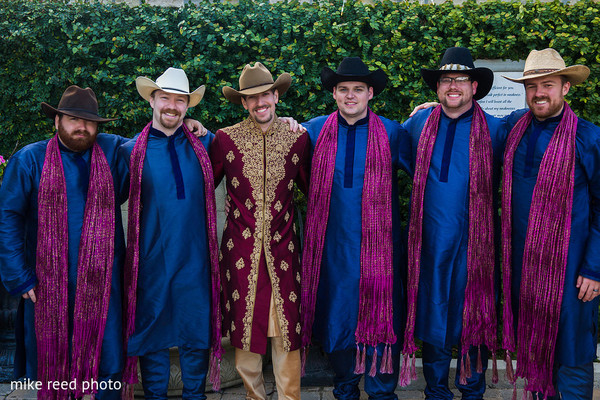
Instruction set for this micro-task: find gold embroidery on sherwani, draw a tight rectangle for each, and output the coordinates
[226,150,235,162]
[273,232,282,242]
[234,209,241,219]
[296,323,301,334]
[296,272,301,283]
[236,258,245,270]
[288,180,294,191]
[223,117,302,352]
[219,251,223,261]
[231,177,240,188]
[232,290,240,301]
[284,211,290,222]
[288,241,294,252]
[231,321,236,331]
[227,238,234,250]
[242,227,251,239]
[292,153,299,165]
[280,260,289,271]
[226,270,231,281]
[274,200,282,212]
[226,300,231,311]
[289,291,297,303]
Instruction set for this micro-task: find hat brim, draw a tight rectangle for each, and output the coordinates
[421,67,494,101]
[41,102,117,123]
[320,67,388,96]
[222,73,292,105]
[502,65,590,86]
[136,76,205,108]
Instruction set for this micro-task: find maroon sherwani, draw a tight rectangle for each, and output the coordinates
[210,116,310,354]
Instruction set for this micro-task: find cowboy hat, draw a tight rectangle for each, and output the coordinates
[223,62,291,105]
[136,67,205,108]
[320,57,387,96]
[421,47,493,101]
[41,85,117,123]
[503,48,590,85]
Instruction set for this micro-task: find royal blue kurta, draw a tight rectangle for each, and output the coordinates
[506,109,600,366]
[401,106,508,348]
[0,133,129,378]
[303,112,410,353]
[119,126,214,355]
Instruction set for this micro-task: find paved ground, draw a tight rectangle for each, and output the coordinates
[2,363,599,399]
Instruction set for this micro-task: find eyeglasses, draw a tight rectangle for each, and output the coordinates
[439,76,472,86]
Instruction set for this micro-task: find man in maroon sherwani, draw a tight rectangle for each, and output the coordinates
[209,62,310,400]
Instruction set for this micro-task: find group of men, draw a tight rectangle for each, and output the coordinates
[0,46,598,400]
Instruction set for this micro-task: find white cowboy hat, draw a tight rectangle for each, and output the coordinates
[503,48,590,86]
[136,67,205,107]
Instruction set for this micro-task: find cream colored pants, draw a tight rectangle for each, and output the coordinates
[234,294,301,400]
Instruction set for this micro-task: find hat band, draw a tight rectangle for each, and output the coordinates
[523,68,559,76]
[239,81,275,91]
[160,87,190,94]
[440,63,473,71]
[58,107,99,116]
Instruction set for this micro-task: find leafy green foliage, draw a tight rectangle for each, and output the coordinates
[2,0,600,159]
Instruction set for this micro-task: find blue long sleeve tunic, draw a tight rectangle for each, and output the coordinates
[401,106,508,348]
[506,109,600,366]
[0,133,129,378]
[303,112,410,353]
[119,126,214,355]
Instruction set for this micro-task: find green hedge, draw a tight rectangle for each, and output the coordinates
[1,0,600,159]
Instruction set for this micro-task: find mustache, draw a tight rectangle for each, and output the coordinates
[162,109,181,116]
[533,96,549,102]
[73,129,91,136]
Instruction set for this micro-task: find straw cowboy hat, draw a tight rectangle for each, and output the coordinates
[41,85,117,123]
[421,47,493,101]
[136,67,205,108]
[223,62,291,105]
[320,57,388,96]
[503,48,590,86]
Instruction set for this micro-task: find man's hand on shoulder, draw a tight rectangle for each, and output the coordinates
[409,102,439,117]
[22,287,37,303]
[280,117,307,133]
[183,118,208,137]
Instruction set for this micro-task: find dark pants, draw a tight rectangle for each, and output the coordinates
[328,344,400,400]
[422,342,487,400]
[139,346,209,400]
[532,361,594,400]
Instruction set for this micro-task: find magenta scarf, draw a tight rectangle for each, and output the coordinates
[122,123,223,396]
[501,103,577,398]
[300,110,396,377]
[400,103,497,386]
[36,135,115,399]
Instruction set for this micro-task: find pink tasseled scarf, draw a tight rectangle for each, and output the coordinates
[400,103,498,386]
[121,123,223,398]
[300,110,396,377]
[36,135,115,399]
[501,103,577,399]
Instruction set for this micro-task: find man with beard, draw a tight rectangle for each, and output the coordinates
[399,47,508,399]
[0,85,128,399]
[119,67,222,399]
[210,62,309,400]
[301,57,408,400]
[499,48,600,399]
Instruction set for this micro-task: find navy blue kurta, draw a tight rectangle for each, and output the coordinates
[506,109,600,366]
[0,133,129,378]
[119,126,214,355]
[401,106,508,348]
[303,112,410,353]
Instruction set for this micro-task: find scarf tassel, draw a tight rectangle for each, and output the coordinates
[301,347,307,377]
[368,348,378,377]
[209,350,222,391]
[459,355,467,385]
[354,344,366,374]
[492,352,498,384]
[505,350,515,383]
[476,345,483,374]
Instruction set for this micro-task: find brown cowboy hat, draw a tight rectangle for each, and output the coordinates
[41,85,117,123]
[136,67,205,108]
[503,48,590,85]
[223,62,291,105]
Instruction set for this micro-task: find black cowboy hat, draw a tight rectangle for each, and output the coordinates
[421,47,493,100]
[321,57,388,96]
[41,85,117,123]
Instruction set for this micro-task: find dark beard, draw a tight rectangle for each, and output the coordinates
[57,124,96,152]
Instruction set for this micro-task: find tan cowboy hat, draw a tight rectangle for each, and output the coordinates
[223,62,291,105]
[136,67,205,108]
[41,85,117,123]
[503,48,590,85]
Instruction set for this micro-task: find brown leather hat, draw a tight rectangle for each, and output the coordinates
[41,85,116,123]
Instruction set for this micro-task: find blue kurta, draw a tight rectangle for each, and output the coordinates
[303,112,410,353]
[401,106,508,348]
[0,133,129,378]
[119,126,214,355]
[506,109,600,366]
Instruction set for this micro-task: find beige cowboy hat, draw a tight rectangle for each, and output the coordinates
[136,67,205,108]
[223,62,291,105]
[503,48,590,85]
